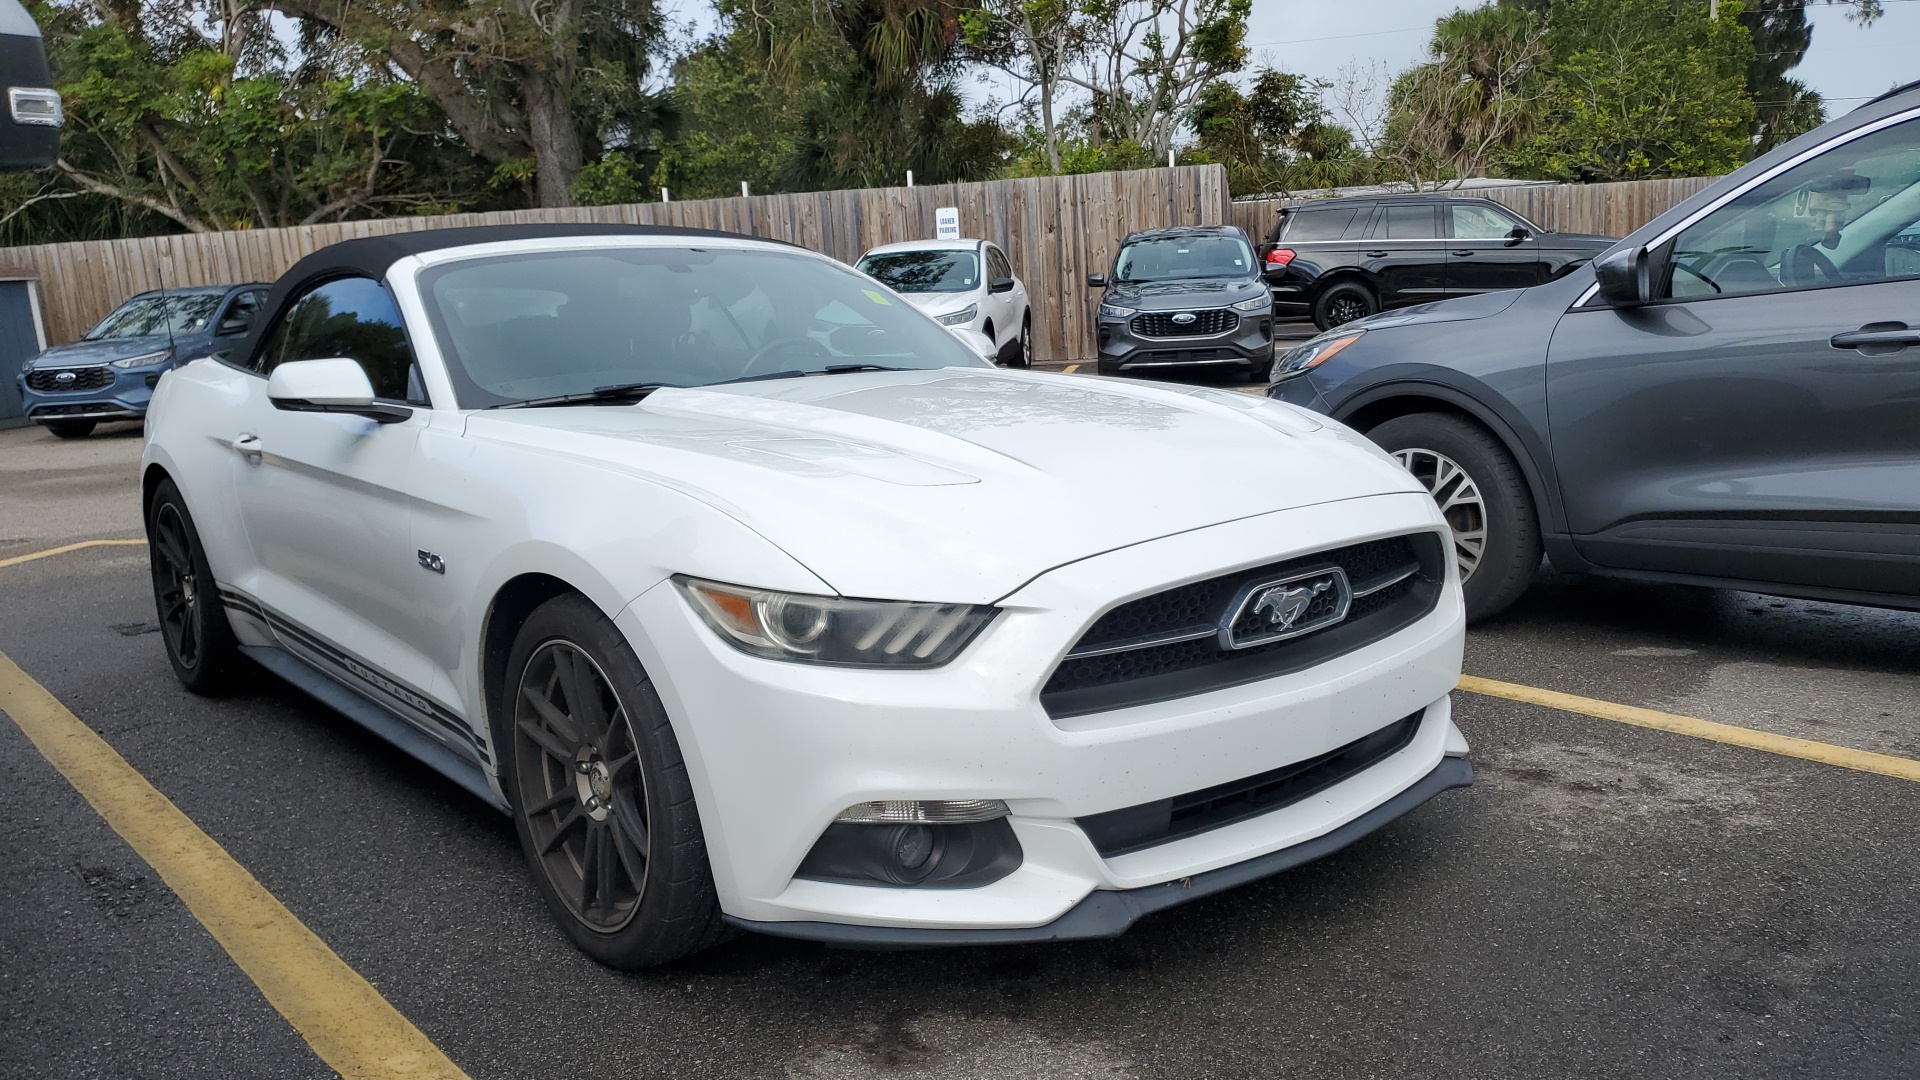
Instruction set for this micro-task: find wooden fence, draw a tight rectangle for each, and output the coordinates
[0,166,1228,364]
[1,167,1718,364]
[1228,175,1719,244]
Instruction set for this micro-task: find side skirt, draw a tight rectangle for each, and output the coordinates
[239,644,508,813]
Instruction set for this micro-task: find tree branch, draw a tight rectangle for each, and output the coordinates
[55,159,213,232]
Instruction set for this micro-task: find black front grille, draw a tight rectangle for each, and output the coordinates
[26,366,114,392]
[1042,533,1445,719]
[1077,709,1425,857]
[1132,309,1237,337]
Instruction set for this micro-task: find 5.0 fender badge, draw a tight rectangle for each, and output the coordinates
[416,550,445,574]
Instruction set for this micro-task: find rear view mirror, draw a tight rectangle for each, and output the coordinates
[990,276,1015,294]
[217,318,249,336]
[1592,245,1651,307]
[1505,226,1529,247]
[947,326,998,363]
[267,358,412,423]
[1086,272,1108,288]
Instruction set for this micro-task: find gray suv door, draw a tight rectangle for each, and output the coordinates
[1545,111,1920,598]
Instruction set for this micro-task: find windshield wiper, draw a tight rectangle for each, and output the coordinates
[488,382,668,410]
[711,364,912,388]
[820,364,911,374]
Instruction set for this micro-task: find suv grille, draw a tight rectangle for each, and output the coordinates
[27,366,114,392]
[1041,533,1445,719]
[1131,309,1236,337]
[1077,709,1424,857]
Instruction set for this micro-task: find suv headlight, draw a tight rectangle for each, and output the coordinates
[1098,303,1136,319]
[935,304,978,326]
[1274,330,1364,380]
[109,349,172,369]
[676,577,996,668]
[1231,295,1273,313]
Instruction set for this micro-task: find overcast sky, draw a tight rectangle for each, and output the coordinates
[658,0,1915,129]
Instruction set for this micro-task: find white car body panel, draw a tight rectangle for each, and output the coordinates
[141,231,1468,939]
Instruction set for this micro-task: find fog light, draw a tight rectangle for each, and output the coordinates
[836,798,1008,824]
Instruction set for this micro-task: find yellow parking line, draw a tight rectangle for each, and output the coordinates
[1459,673,1920,785]
[0,538,145,569]
[0,651,470,1079]
[1064,363,1081,374]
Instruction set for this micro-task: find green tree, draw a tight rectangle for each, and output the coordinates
[960,0,1085,174]
[1069,0,1253,162]
[1385,3,1548,184]
[1188,69,1378,195]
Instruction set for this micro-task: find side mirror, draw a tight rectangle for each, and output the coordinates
[990,276,1015,294]
[218,317,250,336]
[1591,246,1651,307]
[1504,226,1530,247]
[1086,272,1107,289]
[947,326,998,364]
[267,358,412,423]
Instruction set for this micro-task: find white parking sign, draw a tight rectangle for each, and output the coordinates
[935,207,960,240]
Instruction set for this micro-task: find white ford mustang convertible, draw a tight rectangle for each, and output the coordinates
[140,225,1470,967]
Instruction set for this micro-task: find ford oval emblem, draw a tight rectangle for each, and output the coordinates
[54,370,76,383]
[1171,312,1197,325]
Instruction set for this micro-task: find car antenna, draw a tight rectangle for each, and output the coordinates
[157,241,178,354]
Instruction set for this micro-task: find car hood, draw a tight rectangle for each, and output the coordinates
[465,368,1424,603]
[28,335,174,367]
[1102,278,1268,312]
[897,292,978,317]
[1347,287,1525,332]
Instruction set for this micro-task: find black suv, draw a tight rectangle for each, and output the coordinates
[1269,84,1920,622]
[1089,226,1276,379]
[1256,195,1613,330]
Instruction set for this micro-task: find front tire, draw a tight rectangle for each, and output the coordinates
[45,419,96,439]
[1000,314,1032,368]
[1364,413,1541,622]
[147,478,244,693]
[1312,281,1377,330]
[504,594,726,969]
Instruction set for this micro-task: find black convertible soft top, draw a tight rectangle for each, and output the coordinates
[235,223,770,370]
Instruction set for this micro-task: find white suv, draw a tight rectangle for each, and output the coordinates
[857,238,1032,367]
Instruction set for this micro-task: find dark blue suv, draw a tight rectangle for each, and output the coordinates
[17,283,268,437]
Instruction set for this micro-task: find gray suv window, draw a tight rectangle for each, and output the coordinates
[1666,116,1920,299]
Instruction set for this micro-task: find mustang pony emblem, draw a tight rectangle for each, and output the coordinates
[1252,579,1333,630]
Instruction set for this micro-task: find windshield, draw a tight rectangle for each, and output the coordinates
[85,294,222,340]
[857,250,980,293]
[420,246,990,408]
[1113,234,1256,282]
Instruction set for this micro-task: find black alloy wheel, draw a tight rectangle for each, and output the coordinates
[504,593,727,968]
[1313,281,1377,330]
[147,477,243,693]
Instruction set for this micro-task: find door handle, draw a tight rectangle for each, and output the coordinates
[232,433,262,462]
[1829,323,1920,352]
[1365,250,1390,258]
[1451,250,1475,257]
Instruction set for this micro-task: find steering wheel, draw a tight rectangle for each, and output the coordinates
[740,336,828,377]
[1782,243,1841,288]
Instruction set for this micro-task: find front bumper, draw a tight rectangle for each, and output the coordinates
[1097,313,1274,373]
[18,366,162,422]
[619,492,1467,937]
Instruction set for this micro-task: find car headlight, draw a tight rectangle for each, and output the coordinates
[108,350,172,369]
[1274,330,1365,380]
[1098,303,1136,319]
[935,304,978,326]
[1231,295,1273,313]
[676,577,997,667]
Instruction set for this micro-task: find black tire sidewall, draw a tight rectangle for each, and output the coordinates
[147,478,242,692]
[46,420,96,439]
[502,593,724,968]
[1365,413,1542,622]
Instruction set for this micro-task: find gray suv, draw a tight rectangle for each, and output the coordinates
[1089,226,1276,380]
[1271,81,1920,621]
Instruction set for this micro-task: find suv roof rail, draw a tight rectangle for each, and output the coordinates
[1861,79,1920,110]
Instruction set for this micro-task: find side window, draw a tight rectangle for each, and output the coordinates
[987,247,1012,281]
[1375,205,1438,240]
[1282,208,1359,242]
[258,277,422,402]
[1450,203,1519,240]
[1664,116,1920,300]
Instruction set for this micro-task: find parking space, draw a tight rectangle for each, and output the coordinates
[2,396,1917,1079]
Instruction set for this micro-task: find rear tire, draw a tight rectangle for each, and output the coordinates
[1312,281,1377,331]
[504,593,728,969]
[147,478,245,693]
[1364,413,1541,622]
[45,419,96,439]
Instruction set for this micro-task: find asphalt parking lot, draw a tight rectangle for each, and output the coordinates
[2,393,1917,1079]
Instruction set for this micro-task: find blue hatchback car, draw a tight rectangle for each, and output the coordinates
[16,282,269,437]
